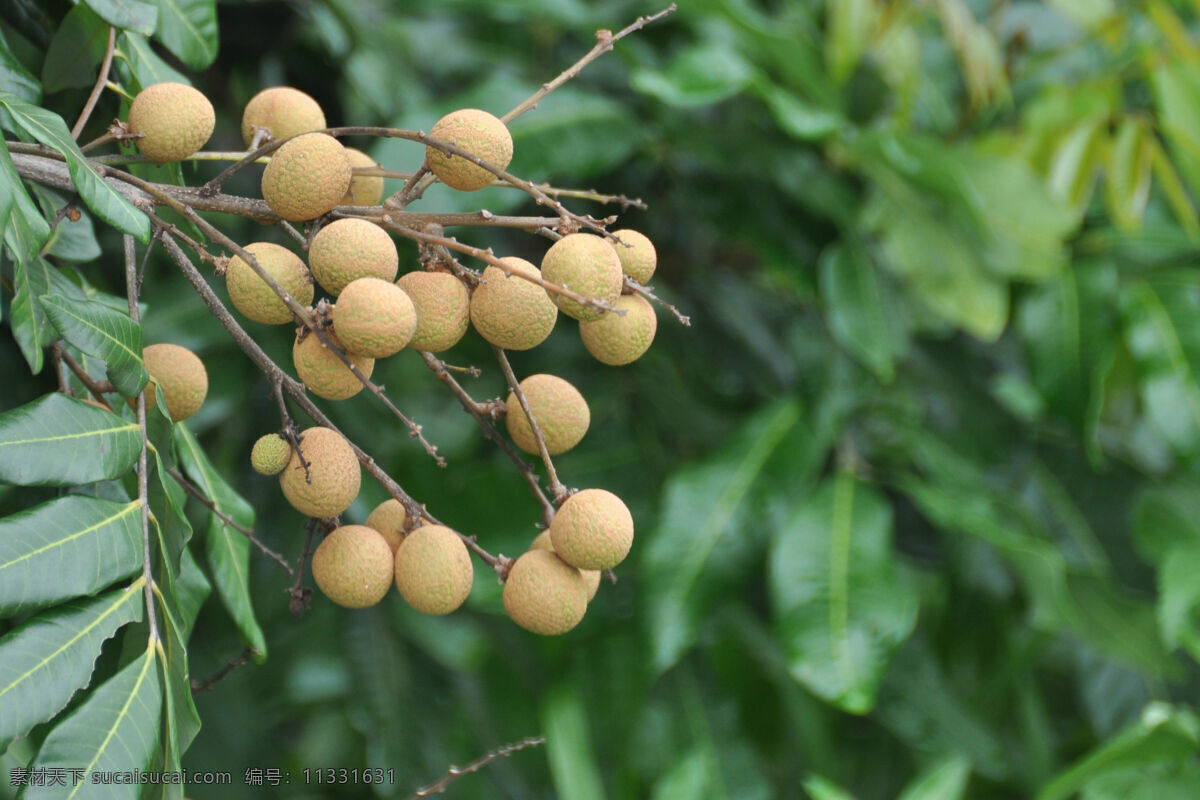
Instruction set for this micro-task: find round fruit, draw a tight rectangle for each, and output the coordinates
[311,525,393,608]
[469,257,558,350]
[261,132,351,221]
[142,343,208,422]
[503,549,588,635]
[540,233,623,322]
[293,329,374,401]
[579,294,657,366]
[394,525,474,615]
[331,277,416,357]
[278,426,360,518]
[505,373,589,456]
[426,109,513,192]
[609,229,657,284]
[240,86,326,147]
[250,433,291,476]
[225,242,313,325]
[530,530,601,601]
[364,498,407,553]
[396,272,470,352]
[127,82,214,163]
[549,489,634,571]
[342,148,385,206]
[309,218,399,296]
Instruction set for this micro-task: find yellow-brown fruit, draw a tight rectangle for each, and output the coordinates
[225,242,314,325]
[394,525,474,615]
[549,488,634,571]
[396,272,470,352]
[426,108,513,192]
[503,549,587,635]
[342,148,385,206]
[530,531,600,601]
[364,498,407,553]
[579,294,658,366]
[127,82,214,163]
[540,233,623,321]
[309,218,399,296]
[609,229,657,284]
[311,525,393,608]
[332,277,416,358]
[240,86,326,147]
[250,433,290,476]
[278,426,360,518]
[292,329,374,401]
[142,343,208,422]
[505,373,589,456]
[261,132,351,221]
[469,258,558,350]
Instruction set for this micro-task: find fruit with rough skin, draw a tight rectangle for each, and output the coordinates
[530,531,600,600]
[505,373,589,456]
[292,329,374,400]
[308,218,399,296]
[426,109,513,192]
[540,233,623,321]
[127,82,215,163]
[394,525,474,615]
[579,294,657,366]
[503,549,588,635]
[609,229,657,284]
[342,148,385,206]
[332,277,417,358]
[396,272,470,352]
[469,257,558,350]
[261,132,351,221]
[278,426,361,518]
[549,488,634,571]
[311,525,393,608]
[250,434,290,476]
[225,242,313,325]
[240,86,326,147]
[142,343,208,422]
[364,498,407,553]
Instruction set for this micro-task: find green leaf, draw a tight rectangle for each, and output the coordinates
[174,547,210,638]
[84,0,158,36]
[632,43,757,107]
[804,774,859,800]
[0,92,150,241]
[146,409,191,573]
[174,425,266,656]
[1149,137,1200,234]
[114,32,189,92]
[41,295,148,398]
[758,85,845,141]
[154,582,202,766]
[0,28,41,103]
[39,3,108,94]
[769,472,918,714]
[10,260,55,374]
[0,139,52,267]
[1105,119,1153,230]
[0,495,143,616]
[509,89,639,180]
[152,0,218,70]
[1047,117,1105,219]
[20,642,162,800]
[819,243,907,383]
[1152,61,1200,202]
[826,0,877,83]
[542,682,605,800]
[31,186,102,262]
[0,394,141,486]
[0,583,143,743]
[898,756,972,800]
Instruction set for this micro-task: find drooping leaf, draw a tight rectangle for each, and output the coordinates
[1106,118,1153,230]
[152,0,218,70]
[84,0,158,36]
[826,0,877,83]
[1152,60,1200,202]
[542,682,606,800]
[145,408,191,573]
[39,3,108,93]
[154,581,202,769]
[0,394,141,486]
[42,294,148,398]
[758,84,845,141]
[0,28,40,103]
[114,32,189,91]
[819,242,907,383]
[1047,117,1105,219]
[174,546,210,638]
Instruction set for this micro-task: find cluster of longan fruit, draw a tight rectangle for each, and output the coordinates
[124,80,662,635]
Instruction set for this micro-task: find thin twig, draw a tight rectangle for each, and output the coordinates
[54,344,116,402]
[625,275,690,326]
[407,737,547,800]
[492,346,569,504]
[288,520,319,617]
[190,647,257,693]
[534,182,648,210]
[71,26,116,139]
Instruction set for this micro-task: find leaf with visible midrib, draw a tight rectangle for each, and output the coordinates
[0,393,141,486]
[41,294,148,398]
[153,0,218,70]
[83,0,158,36]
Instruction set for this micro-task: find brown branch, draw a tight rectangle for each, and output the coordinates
[71,26,116,139]
[396,162,430,208]
[534,182,648,210]
[190,647,257,693]
[625,275,690,326]
[341,208,565,231]
[492,346,568,504]
[53,343,117,402]
[288,520,319,617]
[407,736,547,800]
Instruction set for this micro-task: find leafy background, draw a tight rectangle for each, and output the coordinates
[3,0,1200,797]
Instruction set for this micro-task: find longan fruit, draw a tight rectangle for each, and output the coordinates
[505,373,589,456]
[141,343,208,422]
[579,294,657,366]
[396,271,470,352]
[225,242,313,325]
[251,433,291,476]
[278,426,360,519]
[127,82,214,163]
[311,525,394,608]
[394,524,474,615]
[241,86,326,147]
[261,132,351,221]
[540,233,623,322]
[292,329,375,401]
[331,277,417,358]
[426,109,513,192]
[503,549,588,635]
[549,489,634,571]
[469,257,558,350]
[309,218,399,296]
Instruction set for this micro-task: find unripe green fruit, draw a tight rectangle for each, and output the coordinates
[261,132,351,221]
[225,242,314,325]
[332,277,417,358]
[364,498,407,553]
[240,86,326,147]
[579,294,657,366]
[278,426,361,519]
[311,525,393,608]
[503,549,588,635]
[342,148,385,206]
[469,258,558,350]
[250,434,291,476]
[541,233,623,321]
[426,109,513,192]
[394,525,474,615]
[127,82,214,163]
[505,373,589,456]
[550,489,634,571]
[293,329,374,400]
[308,218,399,296]
[609,229,657,284]
[142,343,208,422]
[530,531,600,601]
[396,272,470,352]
